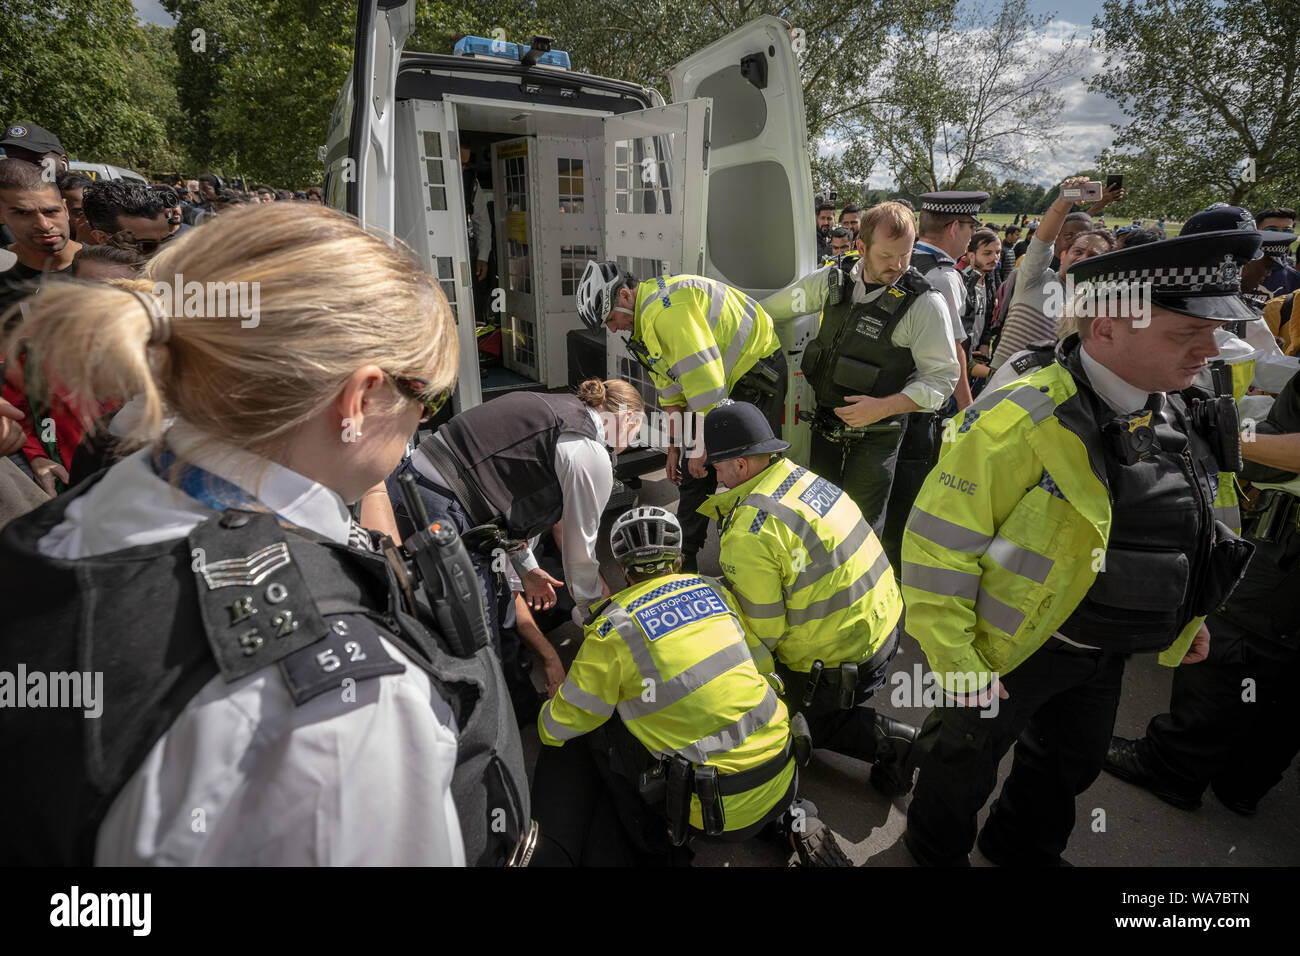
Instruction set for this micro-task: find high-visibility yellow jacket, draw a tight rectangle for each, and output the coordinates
[632,274,780,414]
[538,572,794,832]
[902,366,1241,695]
[700,457,901,673]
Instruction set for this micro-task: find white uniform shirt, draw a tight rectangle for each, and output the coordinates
[39,421,465,866]
[761,261,960,411]
[913,240,968,341]
[413,407,611,618]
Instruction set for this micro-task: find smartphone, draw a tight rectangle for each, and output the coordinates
[1061,181,1103,202]
[1106,174,1124,193]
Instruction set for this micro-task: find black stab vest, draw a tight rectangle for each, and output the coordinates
[0,472,529,866]
[804,266,930,414]
[1054,345,1224,652]
[435,392,603,539]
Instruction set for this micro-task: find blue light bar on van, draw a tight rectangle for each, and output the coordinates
[453,35,571,70]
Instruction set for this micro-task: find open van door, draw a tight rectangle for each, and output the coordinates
[668,15,815,296]
[341,0,415,233]
[601,100,711,403]
[668,16,817,459]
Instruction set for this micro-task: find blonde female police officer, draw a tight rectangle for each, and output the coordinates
[0,204,530,866]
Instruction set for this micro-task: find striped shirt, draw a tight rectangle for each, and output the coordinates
[991,237,1061,369]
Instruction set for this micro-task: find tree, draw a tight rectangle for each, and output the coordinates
[533,0,953,198]
[1089,0,1300,217]
[0,0,165,168]
[863,0,1084,193]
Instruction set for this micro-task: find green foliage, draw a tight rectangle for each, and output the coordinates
[0,0,174,170]
[1089,0,1300,218]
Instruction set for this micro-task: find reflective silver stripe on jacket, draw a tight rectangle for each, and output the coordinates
[540,704,585,742]
[902,561,980,602]
[687,385,730,411]
[976,588,1025,635]
[906,506,993,553]
[556,678,615,718]
[966,381,1057,424]
[618,640,754,720]
[665,276,727,328]
[722,296,759,374]
[986,535,1054,583]
[670,345,722,379]
[785,550,892,626]
[670,686,781,764]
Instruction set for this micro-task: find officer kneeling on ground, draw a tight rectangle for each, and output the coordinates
[698,401,919,795]
[530,506,850,866]
[900,230,1259,866]
[0,203,530,866]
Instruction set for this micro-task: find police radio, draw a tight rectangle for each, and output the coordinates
[390,472,492,658]
[1185,362,1244,474]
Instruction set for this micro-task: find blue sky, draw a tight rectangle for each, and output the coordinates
[131,0,1122,186]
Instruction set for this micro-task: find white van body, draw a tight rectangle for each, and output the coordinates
[326,2,820,466]
[68,161,148,184]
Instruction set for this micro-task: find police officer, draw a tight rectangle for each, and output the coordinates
[761,201,959,565]
[390,378,644,638]
[531,506,850,866]
[0,202,531,866]
[578,260,787,572]
[898,230,1259,866]
[698,401,919,795]
[1104,364,1300,814]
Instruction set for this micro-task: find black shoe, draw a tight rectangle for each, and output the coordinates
[869,714,919,796]
[1211,783,1258,817]
[1103,736,1202,810]
[902,828,970,867]
[976,825,1071,867]
[790,816,853,867]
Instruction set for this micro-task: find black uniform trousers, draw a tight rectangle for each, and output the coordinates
[774,632,898,763]
[678,350,787,556]
[906,639,1128,866]
[530,715,796,866]
[1136,517,1300,807]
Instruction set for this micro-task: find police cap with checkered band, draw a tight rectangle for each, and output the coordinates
[917,191,990,216]
[1065,228,1263,322]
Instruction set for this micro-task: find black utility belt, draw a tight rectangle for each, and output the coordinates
[641,737,796,841]
[803,405,903,440]
[1245,488,1300,543]
[799,630,898,708]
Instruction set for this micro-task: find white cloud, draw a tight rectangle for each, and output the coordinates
[825,17,1127,189]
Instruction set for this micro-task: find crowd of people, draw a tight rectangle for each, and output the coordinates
[1,108,1297,869]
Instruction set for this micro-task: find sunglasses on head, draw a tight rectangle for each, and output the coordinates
[385,371,450,423]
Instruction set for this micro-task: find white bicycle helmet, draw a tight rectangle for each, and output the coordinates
[577,259,627,331]
[610,506,682,575]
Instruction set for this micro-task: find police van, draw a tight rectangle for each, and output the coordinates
[326,1,820,462]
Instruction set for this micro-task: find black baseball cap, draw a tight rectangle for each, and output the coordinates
[1,122,66,157]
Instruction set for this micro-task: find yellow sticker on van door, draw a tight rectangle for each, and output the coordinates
[507,211,528,245]
[498,141,528,160]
